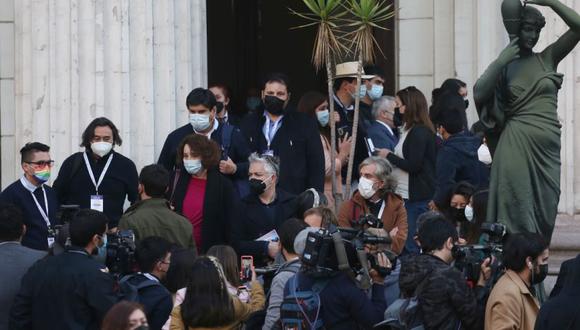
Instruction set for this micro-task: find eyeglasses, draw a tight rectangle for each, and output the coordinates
[25,160,55,169]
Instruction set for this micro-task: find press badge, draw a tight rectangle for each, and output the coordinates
[90,195,104,212]
[47,227,55,247]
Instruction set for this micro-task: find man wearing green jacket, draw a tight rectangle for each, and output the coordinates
[119,164,196,254]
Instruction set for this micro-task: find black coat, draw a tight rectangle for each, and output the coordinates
[240,111,324,194]
[53,150,139,227]
[386,125,437,202]
[169,168,236,253]
[157,122,251,180]
[231,189,296,266]
[9,248,118,330]
[536,255,580,330]
[124,274,173,330]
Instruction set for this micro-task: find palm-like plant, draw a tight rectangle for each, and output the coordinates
[342,0,395,198]
[289,0,349,211]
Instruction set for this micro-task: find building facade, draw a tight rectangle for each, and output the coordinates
[1,0,579,215]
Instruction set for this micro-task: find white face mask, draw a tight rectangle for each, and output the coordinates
[91,142,113,157]
[478,143,492,165]
[358,177,377,199]
[464,205,474,222]
[189,113,211,132]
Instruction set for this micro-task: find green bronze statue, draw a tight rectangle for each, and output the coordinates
[474,0,580,244]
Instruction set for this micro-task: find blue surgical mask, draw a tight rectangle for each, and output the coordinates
[183,159,203,175]
[368,84,384,100]
[189,113,211,132]
[316,109,330,127]
[359,84,367,98]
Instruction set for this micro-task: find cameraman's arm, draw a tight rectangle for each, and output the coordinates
[389,199,408,255]
[337,200,354,228]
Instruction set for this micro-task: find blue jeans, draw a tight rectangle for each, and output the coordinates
[403,199,430,255]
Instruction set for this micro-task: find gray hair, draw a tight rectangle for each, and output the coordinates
[359,156,397,193]
[371,96,396,120]
[248,152,280,177]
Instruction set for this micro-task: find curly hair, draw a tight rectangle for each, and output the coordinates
[177,134,221,170]
[521,6,546,29]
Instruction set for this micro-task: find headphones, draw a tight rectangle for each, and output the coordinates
[307,188,320,208]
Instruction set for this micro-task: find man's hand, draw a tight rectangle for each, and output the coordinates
[477,257,493,287]
[389,227,399,240]
[267,240,281,259]
[498,38,521,66]
[428,200,438,211]
[369,252,392,283]
[375,148,390,158]
[219,157,237,175]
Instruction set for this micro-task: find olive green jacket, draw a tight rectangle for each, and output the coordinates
[119,198,196,254]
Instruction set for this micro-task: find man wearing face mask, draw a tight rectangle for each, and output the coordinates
[367,96,399,152]
[158,88,251,196]
[0,142,60,251]
[10,209,118,330]
[399,213,492,330]
[485,232,548,330]
[54,117,138,230]
[360,65,386,130]
[337,157,408,255]
[240,73,324,194]
[231,153,297,267]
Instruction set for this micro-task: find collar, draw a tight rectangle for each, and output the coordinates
[143,273,160,282]
[126,198,170,212]
[195,118,219,137]
[505,269,535,296]
[333,93,354,111]
[263,111,284,124]
[20,176,41,193]
[376,120,395,136]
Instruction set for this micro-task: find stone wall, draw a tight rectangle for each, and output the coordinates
[0,0,207,188]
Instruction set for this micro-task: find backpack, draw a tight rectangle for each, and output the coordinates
[119,274,162,303]
[280,274,329,330]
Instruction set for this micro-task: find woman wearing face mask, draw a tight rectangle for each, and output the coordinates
[463,189,489,245]
[102,301,149,330]
[337,156,408,255]
[485,232,549,330]
[168,134,236,254]
[53,117,139,231]
[297,91,352,206]
[378,86,437,255]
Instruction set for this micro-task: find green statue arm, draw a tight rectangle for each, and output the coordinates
[528,0,580,66]
[473,38,520,106]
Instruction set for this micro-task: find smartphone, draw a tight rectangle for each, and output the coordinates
[240,255,254,282]
[365,138,377,157]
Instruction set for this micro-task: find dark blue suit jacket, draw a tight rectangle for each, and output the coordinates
[367,120,398,151]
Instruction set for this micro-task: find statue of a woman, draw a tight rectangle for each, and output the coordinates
[474,0,580,244]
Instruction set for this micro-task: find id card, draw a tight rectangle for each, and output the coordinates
[262,149,274,157]
[90,195,104,212]
[47,236,55,248]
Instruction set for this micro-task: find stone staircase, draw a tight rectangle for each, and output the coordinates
[544,214,580,295]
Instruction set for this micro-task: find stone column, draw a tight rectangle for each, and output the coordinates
[1,0,208,188]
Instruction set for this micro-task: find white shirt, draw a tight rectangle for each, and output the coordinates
[20,176,40,193]
[391,129,410,199]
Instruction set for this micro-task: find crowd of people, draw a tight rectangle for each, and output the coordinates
[0,61,574,330]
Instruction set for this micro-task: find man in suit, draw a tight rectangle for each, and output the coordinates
[0,204,47,330]
[367,95,399,152]
[240,73,324,194]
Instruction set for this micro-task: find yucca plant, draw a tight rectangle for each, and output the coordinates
[289,0,349,211]
[342,0,395,198]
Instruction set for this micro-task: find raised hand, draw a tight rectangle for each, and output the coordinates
[498,37,521,65]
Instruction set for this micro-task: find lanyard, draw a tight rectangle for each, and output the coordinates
[30,186,50,227]
[263,116,282,150]
[83,152,114,194]
[378,201,386,220]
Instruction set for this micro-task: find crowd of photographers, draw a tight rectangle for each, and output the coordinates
[0,65,572,330]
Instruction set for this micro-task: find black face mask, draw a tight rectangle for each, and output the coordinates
[531,263,548,285]
[216,102,225,114]
[134,326,149,330]
[464,99,469,109]
[393,107,403,127]
[451,208,467,223]
[249,178,267,195]
[264,95,286,116]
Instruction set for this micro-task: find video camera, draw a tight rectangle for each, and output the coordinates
[301,227,394,289]
[453,222,506,285]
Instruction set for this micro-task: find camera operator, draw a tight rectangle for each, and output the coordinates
[485,232,548,330]
[337,156,408,255]
[9,209,117,330]
[399,212,492,330]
